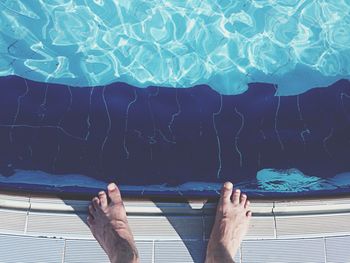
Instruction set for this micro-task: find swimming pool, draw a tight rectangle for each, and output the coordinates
[0,0,350,197]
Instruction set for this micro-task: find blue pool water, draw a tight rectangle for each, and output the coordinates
[1,0,349,94]
[0,0,350,197]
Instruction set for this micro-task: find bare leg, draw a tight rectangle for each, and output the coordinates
[87,183,139,263]
[205,182,252,263]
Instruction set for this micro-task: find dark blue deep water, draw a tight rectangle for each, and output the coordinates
[1,76,350,197]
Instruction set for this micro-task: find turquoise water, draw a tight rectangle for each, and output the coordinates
[0,0,349,95]
[1,168,350,193]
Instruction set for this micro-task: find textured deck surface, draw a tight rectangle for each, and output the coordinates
[1,192,350,262]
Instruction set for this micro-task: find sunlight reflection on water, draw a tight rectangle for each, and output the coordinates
[0,0,349,95]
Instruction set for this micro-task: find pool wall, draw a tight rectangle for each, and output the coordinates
[1,76,350,197]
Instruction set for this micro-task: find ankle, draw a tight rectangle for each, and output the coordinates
[109,238,139,263]
[110,254,139,263]
[205,243,235,263]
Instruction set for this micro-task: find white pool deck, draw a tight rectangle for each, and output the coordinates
[1,191,350,262]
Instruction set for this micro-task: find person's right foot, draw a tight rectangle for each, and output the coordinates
[87,183,139,263]
[205,182,252,263]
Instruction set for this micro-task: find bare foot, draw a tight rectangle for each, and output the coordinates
[205,182,252,263]
[87,183,139,263]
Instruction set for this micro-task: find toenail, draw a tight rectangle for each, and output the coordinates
[235,189,241,193]
[224,182,233,189]
[108,183,117,191]
[98,191,105,196]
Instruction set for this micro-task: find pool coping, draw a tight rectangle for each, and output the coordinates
[1,190,350,216]
[1,190,350,257]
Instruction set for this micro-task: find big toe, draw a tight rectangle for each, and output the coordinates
[221,182,233,203]
[107,183,123,205]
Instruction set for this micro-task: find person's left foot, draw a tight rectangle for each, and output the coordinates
[87,183,139,263]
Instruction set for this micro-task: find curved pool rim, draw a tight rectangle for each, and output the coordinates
[2,181,350,200]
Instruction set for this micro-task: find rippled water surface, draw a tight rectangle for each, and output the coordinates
[0,0,349,94]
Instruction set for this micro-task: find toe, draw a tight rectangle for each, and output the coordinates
[92,197,100,210]
[220,182,233,203]
[87,215,94,226]
[107,182,123,205]
[232,189,241,205]
[98,191,108,209]
[246,211,252,218]
[240,194,247,206]
[245,200,250,209]
[88,204,95,215]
